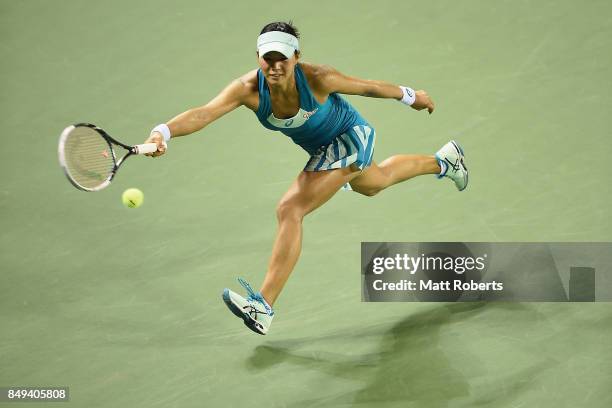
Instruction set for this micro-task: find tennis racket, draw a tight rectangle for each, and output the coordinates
[58,123,164,192]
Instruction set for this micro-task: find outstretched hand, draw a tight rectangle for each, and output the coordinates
[143,132,167,157]
[411,90,435,114]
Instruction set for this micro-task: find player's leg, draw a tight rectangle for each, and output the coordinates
[350,140,469,195]
[349,155,440,196]
[260,166,359,305]
[222,166,360,334]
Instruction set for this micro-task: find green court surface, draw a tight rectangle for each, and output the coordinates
[1,0,611,407]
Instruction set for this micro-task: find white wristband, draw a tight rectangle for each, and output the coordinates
[399,86,416,106]
[151,124,171,142]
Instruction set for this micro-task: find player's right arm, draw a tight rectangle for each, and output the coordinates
[145,70,257,156]
[167,80,247,136]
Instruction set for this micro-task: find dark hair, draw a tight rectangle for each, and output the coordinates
[260,21,300,39]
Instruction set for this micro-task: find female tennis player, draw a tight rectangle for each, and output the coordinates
[144,21,468,335]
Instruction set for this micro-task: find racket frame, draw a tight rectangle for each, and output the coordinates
[58,123,140,192]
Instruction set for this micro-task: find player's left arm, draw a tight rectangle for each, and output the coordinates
[315,64,435,114]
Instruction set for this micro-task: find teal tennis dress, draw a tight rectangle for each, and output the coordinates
[254,64,376,172]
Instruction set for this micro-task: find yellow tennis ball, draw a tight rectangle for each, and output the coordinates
[122,188,144,208]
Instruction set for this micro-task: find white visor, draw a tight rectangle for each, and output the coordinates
[257,31,299,59]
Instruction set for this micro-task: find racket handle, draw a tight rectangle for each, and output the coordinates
[133,143,162,155]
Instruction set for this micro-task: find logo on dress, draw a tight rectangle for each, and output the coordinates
[303,108,318,120]
[268,108,318,129]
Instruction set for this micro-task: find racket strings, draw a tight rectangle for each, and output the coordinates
[63,127,115,189]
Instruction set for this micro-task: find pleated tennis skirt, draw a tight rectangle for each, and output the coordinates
[304,124,376,172]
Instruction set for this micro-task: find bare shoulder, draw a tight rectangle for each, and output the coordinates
[234,69,259,111]
[299,62,337,94]
[299,62,335,82]
[234,69,258,93]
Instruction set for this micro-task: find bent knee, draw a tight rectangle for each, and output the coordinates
[276,200,306,222]
[351,185,382,197]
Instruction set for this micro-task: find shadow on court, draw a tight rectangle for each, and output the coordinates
[247,303,557,407]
